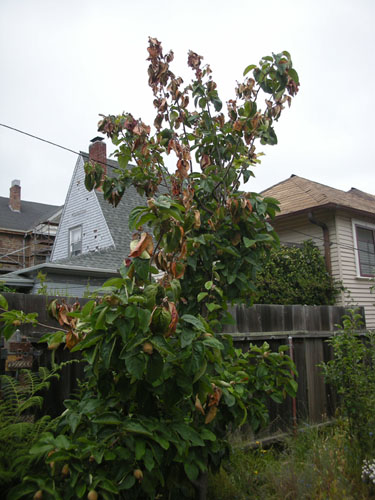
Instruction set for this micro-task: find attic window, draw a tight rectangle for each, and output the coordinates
[354,224,375,277]
[69,225,82,257]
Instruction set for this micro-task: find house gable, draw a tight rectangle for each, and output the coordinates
[51,155,114,261]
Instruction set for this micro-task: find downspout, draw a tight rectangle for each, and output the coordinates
[308,212,332,275]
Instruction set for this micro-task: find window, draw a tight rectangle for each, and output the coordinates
[69,226,82,256]
[355,224,375,276]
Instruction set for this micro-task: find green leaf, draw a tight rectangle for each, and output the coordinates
[119,474,136,490]
[98,478,119,494]
[7,482,41,500]
[146,350,164,382]
[76,482,87,498]
[95,305,109,330]
[71,331,102,352]
[133,258,150,281]
[0,294,8,310]
[181,329,196,348]
[255,233,274,242]
[181,314,205,331]
[270,392,284,404]
[129,207,147,230]
[204,281,213,290]
[243,64,256,76]
[212,97,223,112]
[173,423,204,446]
[222,389,236,407]
[243,237,256,248]
[193,359,207,383]
[184,462,199,481]
[135,439,146,460]
[102,278,126,288]
[92,413,122,425]
[206,303,221,312]
[200,428,216,441]
[202,337,224,350]
[197,292,208,302]
[125,353,147,379]
[288,68,299,83]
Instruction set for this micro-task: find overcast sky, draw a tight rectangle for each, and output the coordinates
[0,0,374,207]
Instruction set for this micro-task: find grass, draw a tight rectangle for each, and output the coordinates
[207,421,375,500]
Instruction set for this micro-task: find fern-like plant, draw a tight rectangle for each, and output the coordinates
[0,368,58,493]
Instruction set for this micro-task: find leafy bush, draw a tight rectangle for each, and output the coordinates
[207,423,373,499]
[255,240,342,305]
[3,37,300,499]
[321,310,375,459]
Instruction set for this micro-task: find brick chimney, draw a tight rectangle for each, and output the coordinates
[9,179,21,212]
[89,137,106,174]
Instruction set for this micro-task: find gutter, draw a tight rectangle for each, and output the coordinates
[308,212,332,275]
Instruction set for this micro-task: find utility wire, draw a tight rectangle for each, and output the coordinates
[288,227,375,258]
[0,122,112,169]
[1,122,374,259]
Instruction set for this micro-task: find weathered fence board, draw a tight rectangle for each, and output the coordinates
[0,293,367,425]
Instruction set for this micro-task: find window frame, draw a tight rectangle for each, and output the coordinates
[68,225,83,257]
[352,219,375,278]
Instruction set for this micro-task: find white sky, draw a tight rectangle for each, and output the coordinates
[0,0,374,206]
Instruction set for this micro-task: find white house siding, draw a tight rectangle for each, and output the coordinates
[335,210,375,328]
[51,156,114,261]
[272,210,338,264]
[271,210,342,297]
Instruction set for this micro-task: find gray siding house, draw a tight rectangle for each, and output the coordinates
[262,175,375,327]
[2,138,144,296]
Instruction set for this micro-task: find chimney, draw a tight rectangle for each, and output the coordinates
[89,137,106,175]
[9,179,21,212]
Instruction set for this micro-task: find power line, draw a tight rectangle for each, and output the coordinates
[1,122,374,260]
[288,227,375,258]
[0,122,112,169]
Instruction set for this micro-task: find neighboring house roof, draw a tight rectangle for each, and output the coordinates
[261,175,375,218]
[0,196,62,232]
[4,262,119,279]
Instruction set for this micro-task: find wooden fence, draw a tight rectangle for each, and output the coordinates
[0,294,367,427]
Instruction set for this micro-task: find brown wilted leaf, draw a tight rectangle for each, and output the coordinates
[205,406,217,424]
[166,301,178,336]
[171,261,186,279]
[179,240,187,260]
[195,394,205,416]
[176,159,189,179]
[200,154,211,170]
[66,330,80,351]
[233,120,243,132]
[208,384,223,407]
[194,210,201,229]
[129,232,154,258]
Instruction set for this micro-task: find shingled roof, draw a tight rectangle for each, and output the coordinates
[261,175,375,218]
[0,196,61,232]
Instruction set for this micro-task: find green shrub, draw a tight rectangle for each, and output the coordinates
[321,310,375,459]
[207,423,373,499]
[255,240,342,305]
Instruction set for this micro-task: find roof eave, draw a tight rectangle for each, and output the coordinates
[272,203,375,221]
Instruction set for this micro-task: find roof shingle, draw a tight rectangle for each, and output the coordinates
[261,175,375,217]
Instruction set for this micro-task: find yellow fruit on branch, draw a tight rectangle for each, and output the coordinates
[143,341,153,355]
[87,490,98,500]
[61,463,69,477]
[133,468,144,482]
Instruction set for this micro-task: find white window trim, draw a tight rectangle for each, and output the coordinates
[69,225,83,257]
[352,219,375,278]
